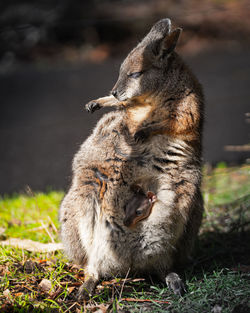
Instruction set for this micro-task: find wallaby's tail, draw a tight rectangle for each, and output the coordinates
[59,183,100,265]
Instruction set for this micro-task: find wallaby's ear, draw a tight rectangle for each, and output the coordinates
[142,20,182,59]
[141,18,171,47]
[158,28,182,59]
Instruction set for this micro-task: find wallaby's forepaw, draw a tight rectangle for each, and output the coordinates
[165,272,186,296]
[134,128,150,143]
[77,278,98,302]
[85,101,101,113]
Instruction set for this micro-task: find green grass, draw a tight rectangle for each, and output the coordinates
[203,163,250,207]
[0,191,64,243]
[0,165,249,312]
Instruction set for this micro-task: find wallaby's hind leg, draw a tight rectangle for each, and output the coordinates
[165,272,186,296]
[77,276,99,301]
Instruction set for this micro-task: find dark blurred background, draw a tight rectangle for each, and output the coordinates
[0,0,249,195]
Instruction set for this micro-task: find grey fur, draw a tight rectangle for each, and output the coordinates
[59,18,204,299]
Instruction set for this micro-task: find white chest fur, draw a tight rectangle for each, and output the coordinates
[127,104,152,124]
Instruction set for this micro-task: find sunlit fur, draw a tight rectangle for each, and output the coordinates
[59,18,204,297]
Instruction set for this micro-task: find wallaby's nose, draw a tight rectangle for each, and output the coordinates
[112,90,118,98]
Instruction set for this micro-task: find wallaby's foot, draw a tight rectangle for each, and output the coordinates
[85,101,101,113]
[134,128,150,143]
[77,277,98,301]
[165,272,186,296]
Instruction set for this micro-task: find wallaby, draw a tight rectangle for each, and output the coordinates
[123,185,157,227]
[59,18,204,300]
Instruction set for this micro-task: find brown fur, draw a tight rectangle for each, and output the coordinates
[123,186,157,227]
[59,18,204,299]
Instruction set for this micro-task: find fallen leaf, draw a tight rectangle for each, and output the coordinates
[67,286,75,294]
[39,279,53,294]
[0,238,63,252]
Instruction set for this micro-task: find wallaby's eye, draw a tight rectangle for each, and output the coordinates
[136,209,143,216]
[128,71,142,79]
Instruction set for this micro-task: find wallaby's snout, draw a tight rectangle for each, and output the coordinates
[111,78,130,101]
[111,90,118,98]
[111,18,182,103]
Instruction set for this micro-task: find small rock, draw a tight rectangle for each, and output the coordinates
[3,289,11,298]
[212,304,222,313]
[39,279,53,294]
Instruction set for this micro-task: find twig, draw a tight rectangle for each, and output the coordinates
[59,282,82,286]
[23,285,35,292]
[119,268,130,300]
[63,302,77,313]
[121,298,170,304]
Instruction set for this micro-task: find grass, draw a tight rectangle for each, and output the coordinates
[0,191,63,243]
[0,164,249,312]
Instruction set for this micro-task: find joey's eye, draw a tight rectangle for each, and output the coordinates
[128,72,142,79]
[136,209,143,216]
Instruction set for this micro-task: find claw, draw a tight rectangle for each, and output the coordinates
[165,272,186,296]
[85,101,101,113]
[77,277,98,302]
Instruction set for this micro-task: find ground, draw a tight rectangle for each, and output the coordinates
[0,164,249,312]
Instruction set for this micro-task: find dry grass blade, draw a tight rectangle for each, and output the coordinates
[63,302,77,313]
[47,215,58,233]
[40,220,55,243]
[119,268,130,300]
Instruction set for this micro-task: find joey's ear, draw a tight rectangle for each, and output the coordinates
[147,191,157,202]
[159,28,182,58]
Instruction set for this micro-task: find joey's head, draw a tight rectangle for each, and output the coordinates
[111,19,182,102]
[123,190,157,228]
